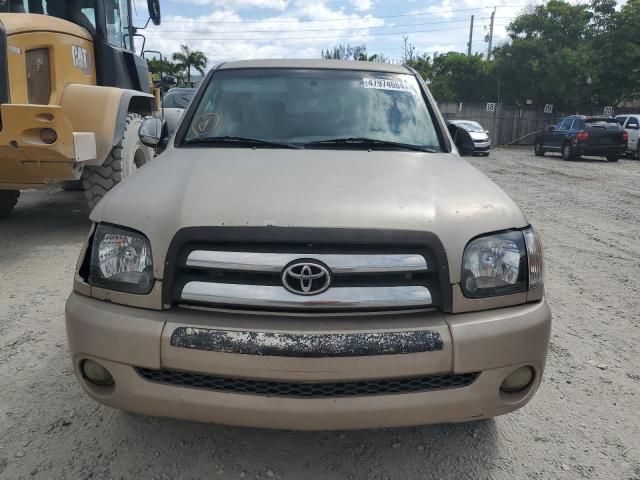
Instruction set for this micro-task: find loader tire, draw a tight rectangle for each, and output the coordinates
[0,190,20,218]
[82,113,153,210]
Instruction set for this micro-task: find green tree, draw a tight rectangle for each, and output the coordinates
[428,52,496,102]
[493,0,640,109]
[147,57,180,83]
[321,44,389,63]
[322,44,367,61]
[589,0,640,105]
[172,45,208,87]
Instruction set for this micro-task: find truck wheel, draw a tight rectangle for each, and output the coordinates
[534,141,545,156]
[606,155,619,162]
[636,144,640,160]
[0,190,20,218]
[82,113,153,210]
[61,180,85,191]
[561,142,574,161]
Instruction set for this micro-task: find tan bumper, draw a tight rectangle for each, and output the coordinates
[0,104,95,188]
[65,293,551,430]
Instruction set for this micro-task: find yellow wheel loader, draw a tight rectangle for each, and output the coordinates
[0,0,162,216]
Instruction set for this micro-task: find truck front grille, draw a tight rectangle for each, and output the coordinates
[25,48,51,105]
[173,248,439,312]
[163,228,452,313]
[135,368,479,398]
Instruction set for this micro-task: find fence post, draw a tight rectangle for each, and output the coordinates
[493,102,499,145]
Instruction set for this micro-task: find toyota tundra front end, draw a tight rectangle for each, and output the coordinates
[65,59,551,430]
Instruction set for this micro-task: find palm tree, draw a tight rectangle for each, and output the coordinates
[172,45,208,87]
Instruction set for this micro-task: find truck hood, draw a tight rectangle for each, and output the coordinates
[0,13,92,41]
[469,131,490,142]
[91,148,528,282]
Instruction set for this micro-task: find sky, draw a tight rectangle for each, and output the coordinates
[131,0,539,67]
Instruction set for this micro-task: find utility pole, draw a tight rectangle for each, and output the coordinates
[487,7,495,60]
[467,15,474,56]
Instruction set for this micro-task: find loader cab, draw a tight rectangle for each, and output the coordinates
[0,0,160,93]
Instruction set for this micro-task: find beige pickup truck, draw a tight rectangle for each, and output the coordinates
[65,59,551,430]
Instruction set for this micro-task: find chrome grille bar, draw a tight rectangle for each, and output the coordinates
[181,282,432,310]
[186,251,428,273]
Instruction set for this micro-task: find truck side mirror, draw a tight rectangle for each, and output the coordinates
[139,117,163,147]
[147,0,161,26]
[447,124,475,157]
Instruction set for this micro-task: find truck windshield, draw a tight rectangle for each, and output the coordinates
[183,69,442,151]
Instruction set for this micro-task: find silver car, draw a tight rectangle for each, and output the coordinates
[448,120,491,156]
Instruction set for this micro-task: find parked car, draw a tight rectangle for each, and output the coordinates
[534,115,627,162]
[615,114,640,159]
[161,87,196,137]
[447,120,491,155]
[66,59,550,430]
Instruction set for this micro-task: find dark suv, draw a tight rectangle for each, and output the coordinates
[534,115,627,162]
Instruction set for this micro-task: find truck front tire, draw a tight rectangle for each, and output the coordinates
[0,190,20,218]
[82,113,153,210]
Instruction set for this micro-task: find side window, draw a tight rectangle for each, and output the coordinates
[554,118,565,129]
[573,118,585,130]
[617,116,628,126]
[627,117,639,127]
[105,0,130,49]
[81,8,97,29]
[559,117,573,130]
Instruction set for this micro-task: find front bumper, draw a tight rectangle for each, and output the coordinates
[65,293,551,430]
[473,141,491,153]
[0,104,96,188]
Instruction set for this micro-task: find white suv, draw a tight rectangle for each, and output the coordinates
[616,114,640,158]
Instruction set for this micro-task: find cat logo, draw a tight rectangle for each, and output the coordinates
[71,45,91,75]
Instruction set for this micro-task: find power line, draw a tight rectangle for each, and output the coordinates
[139,5,527,25]
[147,17,512,35]
[144,25,490,41]
[144,22,510,42]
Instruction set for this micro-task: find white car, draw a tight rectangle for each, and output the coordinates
[615,114,640,159]
[447,120,491,156]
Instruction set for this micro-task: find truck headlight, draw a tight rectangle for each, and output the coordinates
[461,229,531,299]
[89,224,154,294]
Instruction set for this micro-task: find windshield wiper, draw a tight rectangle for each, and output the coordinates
[186,136,301,149]
[304,137,437,152]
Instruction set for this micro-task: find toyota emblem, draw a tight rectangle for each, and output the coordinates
[282,261,331,295]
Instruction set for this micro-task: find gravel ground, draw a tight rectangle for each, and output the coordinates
[0,147,639,480]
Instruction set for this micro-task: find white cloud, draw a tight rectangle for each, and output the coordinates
[351,0,373,12]
[141,0,536,66]
[143,4,386,67]
[173,0,288,11]
[412,0,456,20]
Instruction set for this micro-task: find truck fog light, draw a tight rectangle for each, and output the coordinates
[40,128,58,144]
[81,359,114,386]
[500,366,534,393]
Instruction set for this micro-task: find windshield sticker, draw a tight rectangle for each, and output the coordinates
[192,113,221,136]
[363,77,412,92]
